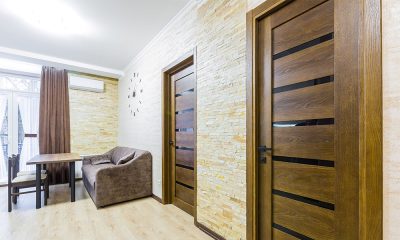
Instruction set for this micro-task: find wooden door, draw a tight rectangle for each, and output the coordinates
[170,64,195,215]
[257,1,336,239]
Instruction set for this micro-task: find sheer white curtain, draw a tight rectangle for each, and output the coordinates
[0,74,40,182]
[17,94,39,172]
[0,95,7,180]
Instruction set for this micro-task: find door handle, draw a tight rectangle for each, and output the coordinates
[257,145,272,164]
[169,140,174,146]
[257,146,272,152]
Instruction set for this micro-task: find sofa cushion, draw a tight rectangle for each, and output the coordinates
[111,147,136,165]
[91,158,112,165]
[117,152,135,165]
[82,163,114,187]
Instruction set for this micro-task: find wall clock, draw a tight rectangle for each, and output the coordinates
[128,72,143,117]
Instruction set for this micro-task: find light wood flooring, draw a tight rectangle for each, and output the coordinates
[0,181,211,240]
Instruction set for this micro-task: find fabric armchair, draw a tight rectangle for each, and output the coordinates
[82,147,152,207]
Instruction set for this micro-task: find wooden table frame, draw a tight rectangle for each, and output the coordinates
[27,153,81,209]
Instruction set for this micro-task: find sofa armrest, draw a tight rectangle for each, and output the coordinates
[82,154,110,165]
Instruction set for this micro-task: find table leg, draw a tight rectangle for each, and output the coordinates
[69,162,75,202]
[36,164,41,209]
[69,164,71,188]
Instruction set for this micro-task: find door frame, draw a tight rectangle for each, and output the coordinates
[161,48,197,220]
[246,0,382,239]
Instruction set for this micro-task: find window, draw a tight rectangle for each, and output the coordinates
[0,73,40,183]
[0,75,40,92]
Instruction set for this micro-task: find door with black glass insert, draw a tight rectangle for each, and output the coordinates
[170,64,195,215]
[257,1,336,239]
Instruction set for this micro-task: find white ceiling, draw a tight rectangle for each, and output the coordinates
[0,0,190,75]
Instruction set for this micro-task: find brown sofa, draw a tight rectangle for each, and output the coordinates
[82,147,152,207]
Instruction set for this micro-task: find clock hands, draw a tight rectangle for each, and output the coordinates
[128,73,143,117]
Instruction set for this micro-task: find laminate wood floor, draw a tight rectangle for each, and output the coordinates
[0,181,211,240]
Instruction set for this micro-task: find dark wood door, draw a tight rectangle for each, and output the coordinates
[171,64,195,215]
[257,1,336,239]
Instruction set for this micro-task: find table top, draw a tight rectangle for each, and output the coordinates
[27,153,81,165]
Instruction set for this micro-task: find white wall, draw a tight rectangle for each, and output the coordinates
[247,0,264,10]
[118,2,197,198]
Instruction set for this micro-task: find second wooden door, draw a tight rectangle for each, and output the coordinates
[171,64,195,215]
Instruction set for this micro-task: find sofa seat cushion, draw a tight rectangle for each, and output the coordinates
[82,163,114,187]
[111,147,136,165]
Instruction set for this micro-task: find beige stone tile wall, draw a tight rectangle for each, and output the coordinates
[70,76,118,155]
[195,1,247,238]
[383,1,400,239]
[247,0,265,10]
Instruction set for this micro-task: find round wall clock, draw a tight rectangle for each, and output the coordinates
[128,72,143,117]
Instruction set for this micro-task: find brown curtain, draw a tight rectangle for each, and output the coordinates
[39,66,71,184]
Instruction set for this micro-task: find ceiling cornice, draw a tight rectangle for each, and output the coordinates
[0,46,124,78]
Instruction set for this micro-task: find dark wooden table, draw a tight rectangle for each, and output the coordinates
[27,153,81,209]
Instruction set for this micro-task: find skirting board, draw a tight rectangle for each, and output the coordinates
[152,194,163,204]
[195,220,226,240]
[151,195,224,240]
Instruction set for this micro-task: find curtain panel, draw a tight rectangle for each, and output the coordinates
[39,66,71,184]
